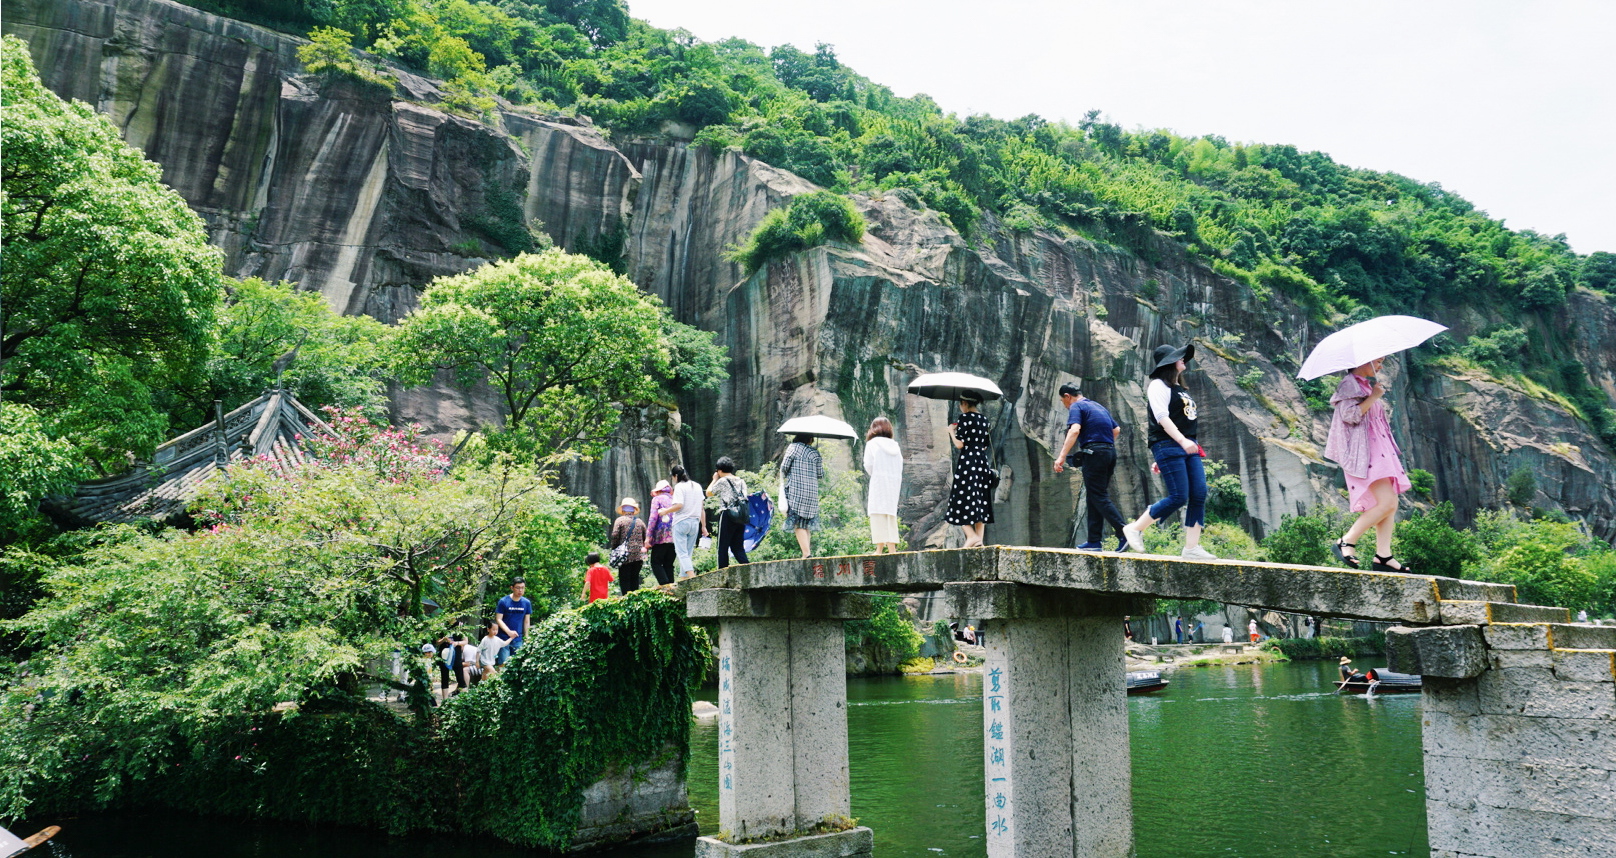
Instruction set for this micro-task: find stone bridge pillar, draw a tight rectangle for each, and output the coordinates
[1390,621,1616,858]
[947,582,1145,858]
[687,588,875,857]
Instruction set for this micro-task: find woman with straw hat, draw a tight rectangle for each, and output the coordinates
[608,497,647,595]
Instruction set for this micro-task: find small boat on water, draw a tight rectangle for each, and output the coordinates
[1335,667,1422,694]
[1126,670,1169,695]
[2,825,60,857]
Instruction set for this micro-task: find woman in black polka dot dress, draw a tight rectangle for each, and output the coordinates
[945,392,994,546]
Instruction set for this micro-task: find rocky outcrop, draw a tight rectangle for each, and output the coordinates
[8,0,1615,543]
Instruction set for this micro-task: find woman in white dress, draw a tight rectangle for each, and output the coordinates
[863,416,904,554]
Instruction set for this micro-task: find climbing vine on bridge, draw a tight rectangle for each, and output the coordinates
[438,589,710,848]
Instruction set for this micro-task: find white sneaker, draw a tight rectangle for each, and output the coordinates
[1181,544,1219,561]
[1121,524,1146,553]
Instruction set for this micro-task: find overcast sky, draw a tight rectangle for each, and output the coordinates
[627,0,1615,255]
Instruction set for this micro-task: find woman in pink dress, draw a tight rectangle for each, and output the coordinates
[1323,356,1414,572]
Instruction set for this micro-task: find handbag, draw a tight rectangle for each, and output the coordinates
[608,518,643,567]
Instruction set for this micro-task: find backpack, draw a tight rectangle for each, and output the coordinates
[719,478,748,523]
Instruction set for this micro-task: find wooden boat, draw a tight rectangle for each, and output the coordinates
[1335,667,1422,694]
[2,825,60,858]
[1126,670,1169,695]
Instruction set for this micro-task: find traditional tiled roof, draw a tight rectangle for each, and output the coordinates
[45,390,332,527]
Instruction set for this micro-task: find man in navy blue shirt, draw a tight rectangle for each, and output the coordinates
[494,578,533,665]
[1053,382,1129,551]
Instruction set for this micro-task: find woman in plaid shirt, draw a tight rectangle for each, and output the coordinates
[781,434,825,558]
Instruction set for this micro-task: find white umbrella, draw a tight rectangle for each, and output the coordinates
[907,372,1004,401]
[776,415,858,439]
[1297,315,1448,380]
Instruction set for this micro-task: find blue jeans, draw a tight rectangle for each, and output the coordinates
[497,635,522,666]
[1147,440,1207,528]
[672,517,700,574]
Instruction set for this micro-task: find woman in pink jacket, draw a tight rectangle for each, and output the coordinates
[1324,356,1413,572]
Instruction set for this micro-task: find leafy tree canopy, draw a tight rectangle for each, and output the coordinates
[1,36,223,470]
[184,277,392,426]
[0,405,87,543]
[391,249,726,463]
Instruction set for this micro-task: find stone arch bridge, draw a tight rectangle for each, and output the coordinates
[680,547,1615,858]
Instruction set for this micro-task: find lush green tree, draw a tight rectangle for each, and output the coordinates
[3,540,695,837]
[1,37,223,469]
[392,249,724,463]
[1262,506,1354,567]
[190,277,391,423]
[663,319,728,396]
[842,595,923,670]
[1581,251,1616,294]
[1465,510,1609,613]
[296,26,392,90]
[1505,466,1537,507]
[1585,551,1616,619]
[0,405,86,543]
[1202,459,1248,525]
[1460,326,1529,373]
[1407,468,1436,498]
[1,409,606,817]
[1393,501,1481,579]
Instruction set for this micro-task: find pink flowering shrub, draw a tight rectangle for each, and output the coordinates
[304,407,450,482]
[195,408,448,529]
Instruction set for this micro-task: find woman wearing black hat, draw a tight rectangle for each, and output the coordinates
[944,391,993,547]
[1121,343,1218,560]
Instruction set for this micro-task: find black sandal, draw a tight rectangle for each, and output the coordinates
[1331,540,1360,569]
[1372,554,1413,573]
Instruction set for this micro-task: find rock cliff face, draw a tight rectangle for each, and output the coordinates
[9,0,1615,543]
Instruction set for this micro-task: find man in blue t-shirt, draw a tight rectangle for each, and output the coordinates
[494,579,533,665]
[1053,382,1129,551]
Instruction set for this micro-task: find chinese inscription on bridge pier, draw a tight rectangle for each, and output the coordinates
[984,664,1010,843]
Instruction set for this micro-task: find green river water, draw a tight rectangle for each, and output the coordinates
[23,660,1427,857]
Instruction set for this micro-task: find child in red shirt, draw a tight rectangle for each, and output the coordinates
[583,552,614,603]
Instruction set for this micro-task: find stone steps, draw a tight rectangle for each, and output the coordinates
[1546,623,1616,651]
[1430,577,1517,604]
[1437,600,1570,626]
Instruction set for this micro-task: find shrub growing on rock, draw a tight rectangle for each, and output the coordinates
[727,191,866,274]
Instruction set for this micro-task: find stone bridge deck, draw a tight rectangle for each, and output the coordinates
[682,547,1615,858]
[681,545,1541,625]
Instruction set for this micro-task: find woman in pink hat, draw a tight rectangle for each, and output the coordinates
[646,480,677,585]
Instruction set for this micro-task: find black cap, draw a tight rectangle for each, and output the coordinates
[1152,343,1195,370]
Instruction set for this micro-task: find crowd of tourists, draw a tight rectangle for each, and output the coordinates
[414,336,1417,694]
[581,338,1417,575]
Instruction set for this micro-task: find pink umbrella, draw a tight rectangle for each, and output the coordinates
[1297,315,1448,380]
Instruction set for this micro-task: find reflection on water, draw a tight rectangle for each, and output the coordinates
[28,662,1425,858]
[691,661,1426,858]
